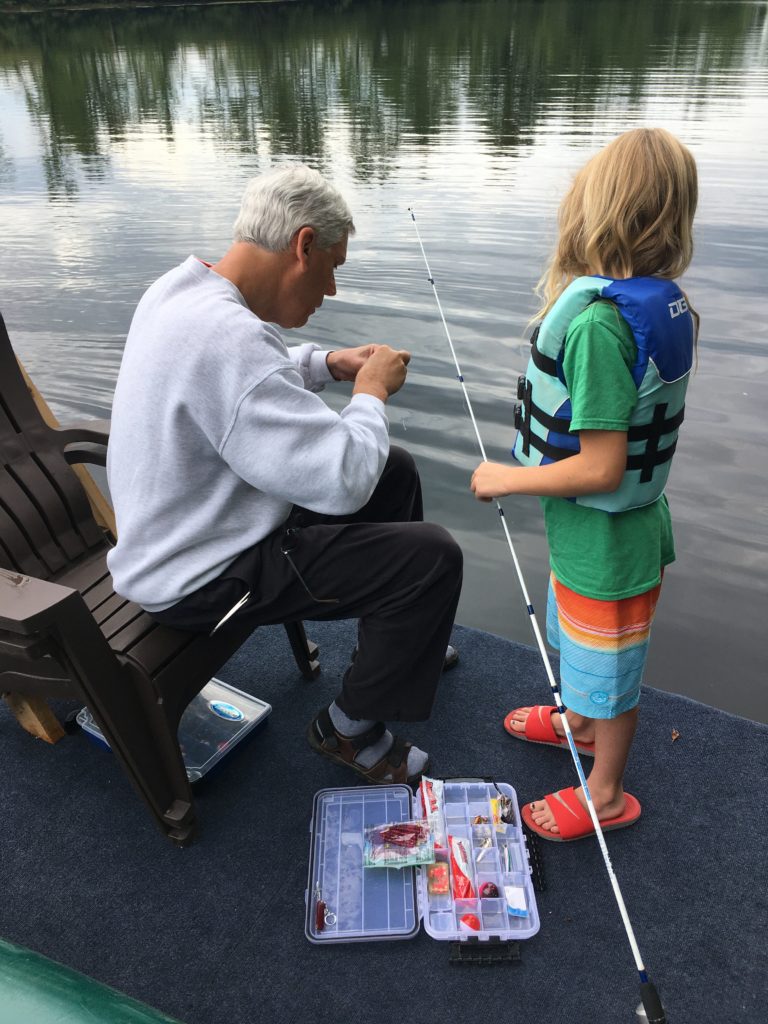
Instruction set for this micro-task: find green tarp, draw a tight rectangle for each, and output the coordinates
[0,938,185,1024]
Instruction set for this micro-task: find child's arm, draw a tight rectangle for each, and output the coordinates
[470,429,627,502]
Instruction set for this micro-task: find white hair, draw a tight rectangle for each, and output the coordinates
[233,164,355,252]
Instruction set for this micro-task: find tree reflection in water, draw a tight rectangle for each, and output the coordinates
[0,0,763,196]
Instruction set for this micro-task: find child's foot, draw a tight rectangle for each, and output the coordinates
[528,786,627,836]
[506,706,595,746]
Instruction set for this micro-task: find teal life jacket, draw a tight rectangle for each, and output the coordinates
[512,275,694,512]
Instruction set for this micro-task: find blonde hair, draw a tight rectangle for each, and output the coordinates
[536,128,698,319]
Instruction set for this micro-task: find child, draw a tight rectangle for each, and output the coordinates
[470,128,698,841]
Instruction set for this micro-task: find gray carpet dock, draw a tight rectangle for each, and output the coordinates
[1,620,766,1024]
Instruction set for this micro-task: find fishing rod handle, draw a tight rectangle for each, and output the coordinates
[639,981,667,1023]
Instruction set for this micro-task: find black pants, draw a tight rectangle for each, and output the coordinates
[151,447,463,722]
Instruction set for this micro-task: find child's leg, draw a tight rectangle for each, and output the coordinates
[528,707,638,833]
[506,575,596,745]
[525,575,661,835]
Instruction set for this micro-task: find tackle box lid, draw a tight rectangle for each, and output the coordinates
[76,677,272,783]
[305,779,540,946]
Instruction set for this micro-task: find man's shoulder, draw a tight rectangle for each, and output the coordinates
[130,260,286,363]
[136,258,239,319]
[138,256,206,304]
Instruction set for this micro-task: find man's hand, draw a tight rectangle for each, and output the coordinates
[470,461,517,502]
[326,345,381,382]
[352,345,411,402]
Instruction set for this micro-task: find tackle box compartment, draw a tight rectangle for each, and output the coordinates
[305,779,539,945]
[76,677,272,783]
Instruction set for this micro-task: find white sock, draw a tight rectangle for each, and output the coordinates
[328,701,429,778]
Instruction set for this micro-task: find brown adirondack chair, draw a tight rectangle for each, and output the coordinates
[0,312,319,845]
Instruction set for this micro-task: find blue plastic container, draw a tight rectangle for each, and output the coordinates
[76,678,271,784]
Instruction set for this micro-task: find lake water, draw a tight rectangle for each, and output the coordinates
[1,0,766,721]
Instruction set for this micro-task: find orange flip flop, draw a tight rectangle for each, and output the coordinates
[522,786,642,842]
[504,705,595,757]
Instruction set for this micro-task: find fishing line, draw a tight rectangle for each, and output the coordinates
[409,207,667,1024]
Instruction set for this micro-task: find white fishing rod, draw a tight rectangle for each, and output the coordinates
[409,207,667,1024]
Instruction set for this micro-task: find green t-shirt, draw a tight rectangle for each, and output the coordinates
[540,300,676,600]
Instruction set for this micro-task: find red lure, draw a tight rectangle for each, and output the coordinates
[378,822,429,848]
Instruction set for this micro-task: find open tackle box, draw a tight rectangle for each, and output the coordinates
[305,779,539,949]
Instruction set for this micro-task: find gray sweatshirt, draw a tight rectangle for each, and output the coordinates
[106,256,389,611]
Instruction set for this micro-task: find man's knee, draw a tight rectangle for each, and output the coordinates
[410,522,463,579]
[383,445,418,484]
[367,445,423,523]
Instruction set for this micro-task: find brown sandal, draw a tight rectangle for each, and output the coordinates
[307,707,428,786]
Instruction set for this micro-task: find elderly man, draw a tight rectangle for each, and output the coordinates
[107,164,462,785]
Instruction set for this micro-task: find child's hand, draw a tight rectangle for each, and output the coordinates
[470,462,516,501]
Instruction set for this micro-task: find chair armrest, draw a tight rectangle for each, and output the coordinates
[54,418,111,446]
[56,418,111,468]
[0,568,78,635]
[63,443,108,468]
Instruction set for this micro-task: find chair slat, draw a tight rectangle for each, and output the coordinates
[91,591,129,626]
[0,333,49,437]
[0,504,49,577]
[56,552,110,594]
[81,573,117,612]
[0,401,26,462]
[0,475,64,576]
[99,600,147,642]
[119,622,198,677]
[9,456,90,563]
[33,450,105,550]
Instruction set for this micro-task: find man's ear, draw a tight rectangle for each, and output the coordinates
[295,226,315,268]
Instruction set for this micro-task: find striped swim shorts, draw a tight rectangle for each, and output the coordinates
[546,573,662,719]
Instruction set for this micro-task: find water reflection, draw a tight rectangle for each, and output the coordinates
[0,0,764,195]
